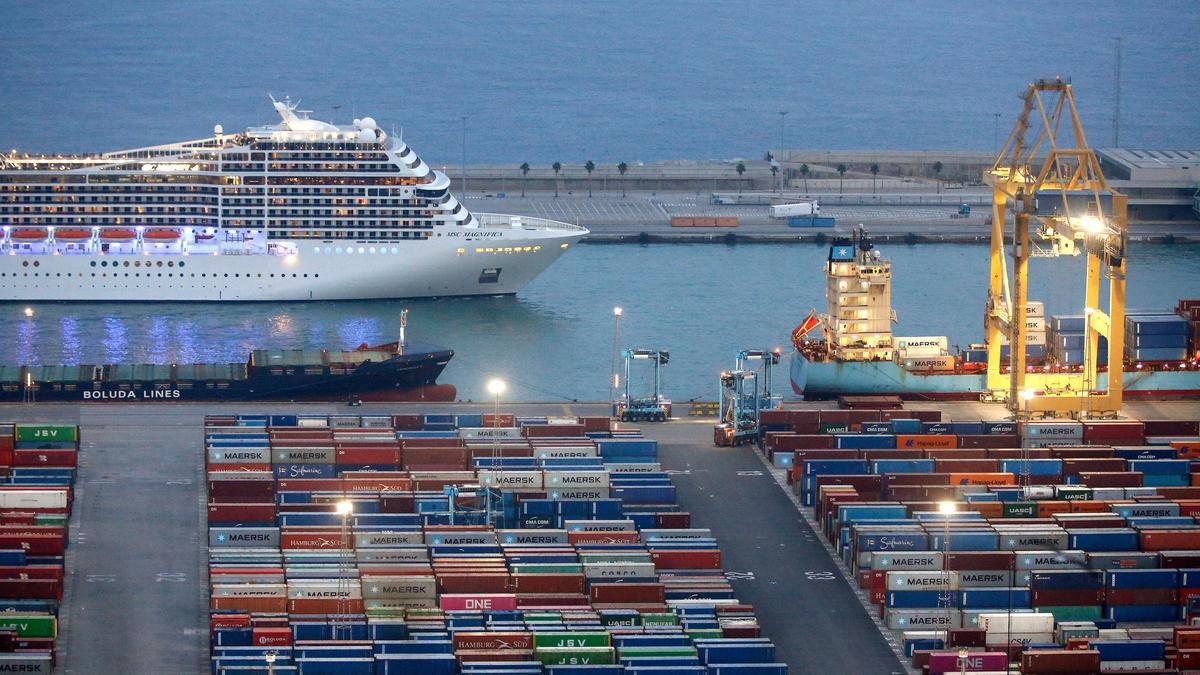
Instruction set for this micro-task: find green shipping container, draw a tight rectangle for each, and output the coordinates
[1044,605,1103,622]
[511,564,582,574]
[14,425,77,443]
[525,612,562,623]
[640,613,679,626]
[687,628,724,639]
[364,607,406,618]
[534,631,610,648]
[820,423,851,433]
[0,614,56,638]
[34,514,67,527]
[1057,487,1092,501]
[1002,502,1037,518]
[535,647,616,665]
[618,646,698,657]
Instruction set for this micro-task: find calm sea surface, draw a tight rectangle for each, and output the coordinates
[0,3,1195,399]
[4,242,1197,401]
[1,1,1197,161]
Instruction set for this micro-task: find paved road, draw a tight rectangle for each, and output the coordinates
[643,420,907,674]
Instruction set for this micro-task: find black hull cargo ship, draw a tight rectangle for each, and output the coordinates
[0,342,455,403]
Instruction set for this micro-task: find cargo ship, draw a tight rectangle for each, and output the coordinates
[0,96,587,301]
[0,341,454,402]
[789,231,1200,400]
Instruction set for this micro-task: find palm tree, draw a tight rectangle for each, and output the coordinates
[932,161,943,194]
[735,162,746,194]
[870,163,880,194]
[617,162,628,198]
[519,162,530,197]
[837,164,847,194]
[552,162,562,198]
[584,160,595,197]
[799,163,810,193]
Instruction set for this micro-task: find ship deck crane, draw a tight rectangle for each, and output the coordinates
[983,78,1128,418]
[614,348,672,422]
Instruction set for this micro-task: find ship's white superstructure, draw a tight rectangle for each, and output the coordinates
[0,99,586,301]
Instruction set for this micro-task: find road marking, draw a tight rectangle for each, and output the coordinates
[736,470,763,476]
[804,571,836,581]
[85,574,116,583]
[156,572,188,583]
[664,469,691,475]
[724,571,756,581]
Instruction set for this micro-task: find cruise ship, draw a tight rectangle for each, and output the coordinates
[0,98,587,301]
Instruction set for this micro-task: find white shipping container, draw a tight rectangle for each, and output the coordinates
[207,447,271,464]
[984,631,1055,647]
[1026,301,1045,317]
[1015,550,1086,569]
[999,531,1070,551]
[534,446,598,459]
[355,531,423,548]
[999,330,1048,346]
[475,470,543,490]
[364,597,436,611]
[903,356,957,372]
[458,427,524,440]
[1022,422,1084,439]
[355,548,429,563]
[425,530,496,545]
[957,570,1014,588]
[360,575,436,599]
[886,571,960,591]
[895,336,950,354]
[870,552,945,571]
[885,609,961,630]
[565,519,636,532]
[543,470,610,489]
[549,488,610,500]
[0,489,68,510]
[211,583,287,598]
[583,562,658,578]
[979,612,1054,634]
[604,462,662,473]
[770,201,818,218]
[497,529,569,545]
[1099,661,1166,672]
[641,528,713,542]
[286,582,362,600]
[210,527,280,548]
[961,608,1036,628]
[271,446,335,464]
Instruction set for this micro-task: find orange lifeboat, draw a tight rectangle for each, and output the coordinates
[143,228,181,241]
[9,228,49,241]
[54,228,92,241]
[99,228,137,241]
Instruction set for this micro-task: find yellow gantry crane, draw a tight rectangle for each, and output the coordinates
[983,78,1128,418]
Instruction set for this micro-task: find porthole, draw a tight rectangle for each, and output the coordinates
[22,261,28,268]
[89,261,96,267]
[313,247,320,254]
[303,274,308,278]
[123,261,130,267]
[335,247,342,254]
[324,247,331,254]
[156,261,163,267]
[134,260,141,267]
[391,247,398,254]
[368,247,376,254]
[358,247,364,254]
[168,261,174,267]
[179,261,185,268]
[32,261,39,267]
[223,273,228,278]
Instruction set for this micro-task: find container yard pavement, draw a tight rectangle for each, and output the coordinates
[13,399,1200,673]
[644,420,908,674]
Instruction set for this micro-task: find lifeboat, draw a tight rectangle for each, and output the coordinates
[99,228,137,241]
[9,228,49,241]
[143,228,181,241]
[53,228,92,241]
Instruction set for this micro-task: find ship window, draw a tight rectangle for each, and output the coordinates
[21,261,27,267]
[179,261,185,267]
[156,261,163,267]
[335,247,342,254]
[223,273,228,278]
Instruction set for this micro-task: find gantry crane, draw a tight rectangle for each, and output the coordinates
[983,78,1128,418]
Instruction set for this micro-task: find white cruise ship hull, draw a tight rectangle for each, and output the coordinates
[0,223,583,302]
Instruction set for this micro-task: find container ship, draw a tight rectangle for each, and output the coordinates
[789,231,1200,400]
[0,97,587,301]
[0,341,454,402]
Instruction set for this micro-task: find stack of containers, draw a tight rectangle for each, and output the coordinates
[1047,313,1107,366]
[206,412,786,675]
[999,300,1048,365]
[1125,313,1191,363]
[779,407,1200,671]
[1179,298,1200,358]
[0,423,80,673]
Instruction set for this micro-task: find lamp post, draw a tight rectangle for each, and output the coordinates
[611,307,623,405]
[334,499,354,641]
[938,500,956,612]
[487,378,506,465]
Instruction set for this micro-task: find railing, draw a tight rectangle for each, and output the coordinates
[472,212,589,233]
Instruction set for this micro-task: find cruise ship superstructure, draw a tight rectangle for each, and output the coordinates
[0,98,587,301]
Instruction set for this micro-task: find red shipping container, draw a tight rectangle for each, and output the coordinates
[0,579,60,600]
[402,447,469,467]
[567,531,640,545]
[0,565,63,581]
[580,417,610,433]
[924,449,989,459]
[207,503,276,524]
[456,650,536,662]
[927,652,1007,674]
[1050,447,1116,458]
[391,414,423,430]
[862,449,925,460]
[210,614,251,630]
[511,574,584,594]
[655,512,690,528]
[1061,458,1126,474]
[208,479,275,502]
[1144,420,1199,436]
[947,552,1015,571]
[1178,649,1200,669]
[1175,626,1200,648]
[398,438,464,449]
[287,598,364,614]
[957,434,1020,449]
[1160,550,1200,567]
[818,410,851,424]
[1031,588,1105,606]
[252,627,292,647]
[1082,421,1145,444]
[589,583,665,604]
[452,631,533,650]
[847,409,883,424]
[514,593,590,608]
[12,450,76,467]
[1139,529,1200,551]
[815,475,883,492]
[280,532,348,550]
[986,449,1052,459]
[523,424,585,438]
[482,414,515,427]
[0,532,64,556]
[335,446,400,465]
[1107,588,1177,605]
[1020,649,1101,674]
[884,473,951,487]
[1076,472,1143,488]
[438,573,511,594]
[439,593,517,611]
[721,624,761,639]
[378,494,416,513]
[947,628,986,648]
[776,435,835,450]
[649,549,720,570]
[888,486,956,501]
